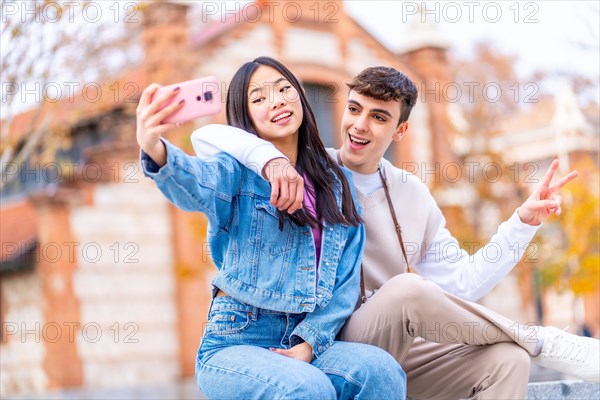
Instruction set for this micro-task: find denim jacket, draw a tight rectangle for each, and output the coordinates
[141,138,365,356]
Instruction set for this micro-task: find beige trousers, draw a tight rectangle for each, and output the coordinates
[339,273,538,400]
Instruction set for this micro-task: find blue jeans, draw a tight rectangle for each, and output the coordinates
[196,296,406,399]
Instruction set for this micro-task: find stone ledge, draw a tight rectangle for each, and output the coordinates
[527,380,600,400]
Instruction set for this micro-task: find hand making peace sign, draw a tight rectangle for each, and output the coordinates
[517,159,578,226]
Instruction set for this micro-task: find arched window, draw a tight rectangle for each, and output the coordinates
[303,83,337,148]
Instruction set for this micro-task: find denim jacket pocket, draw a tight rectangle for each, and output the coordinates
[206,301,252,336]
[250,199,291,257]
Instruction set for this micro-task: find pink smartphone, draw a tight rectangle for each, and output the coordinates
[155,76,222,124]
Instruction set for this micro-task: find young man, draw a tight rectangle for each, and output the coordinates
[191,66,599,398]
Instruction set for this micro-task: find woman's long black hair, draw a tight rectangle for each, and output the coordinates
[226,56,361,229]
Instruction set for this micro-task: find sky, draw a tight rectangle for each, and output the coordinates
[344,0,599,81]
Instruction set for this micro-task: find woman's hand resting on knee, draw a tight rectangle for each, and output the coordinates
[270,342,313,363]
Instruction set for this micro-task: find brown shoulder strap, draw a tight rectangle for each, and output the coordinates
[378,167,411,273]
[360,267,367,304]
[359,165,411,303]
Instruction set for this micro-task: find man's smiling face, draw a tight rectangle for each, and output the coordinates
[339,90,408,174]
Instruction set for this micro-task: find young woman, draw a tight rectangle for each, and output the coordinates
[136,57,406,399]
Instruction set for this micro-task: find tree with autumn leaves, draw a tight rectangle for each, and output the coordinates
[450,43,599,333]
[537,157,599,295]
[1,1,144,193]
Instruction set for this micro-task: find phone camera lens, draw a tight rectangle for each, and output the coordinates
[196,95,202,101]
[204,91,213,102]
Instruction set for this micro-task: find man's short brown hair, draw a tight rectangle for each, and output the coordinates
[347,66,418,126]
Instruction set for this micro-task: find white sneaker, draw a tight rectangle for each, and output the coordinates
[532,326,600,382]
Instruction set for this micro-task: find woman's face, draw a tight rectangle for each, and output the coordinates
[246,65,303,145]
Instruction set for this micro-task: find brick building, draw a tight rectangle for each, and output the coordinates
[1,0,598,396]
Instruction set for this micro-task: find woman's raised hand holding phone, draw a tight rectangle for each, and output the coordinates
[136,84,184,167]
[136,77,221,167]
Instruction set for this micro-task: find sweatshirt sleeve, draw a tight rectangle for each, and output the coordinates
[140,138,241,229]
[191,124,288,179]
[415,197,541,301]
